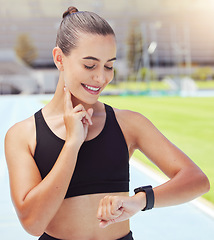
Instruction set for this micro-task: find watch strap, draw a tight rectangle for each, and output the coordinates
[134,185,154,211]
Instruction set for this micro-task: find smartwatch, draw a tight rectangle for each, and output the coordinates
[134,185,154,211]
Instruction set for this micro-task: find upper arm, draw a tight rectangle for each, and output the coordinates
[117,110,199,179]
[5,119,42,215]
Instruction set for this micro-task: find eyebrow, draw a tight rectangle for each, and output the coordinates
[83,56,116,62]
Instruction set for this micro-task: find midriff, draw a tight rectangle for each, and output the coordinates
[45,192,130,240]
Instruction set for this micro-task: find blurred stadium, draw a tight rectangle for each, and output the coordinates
[1,0,214,94]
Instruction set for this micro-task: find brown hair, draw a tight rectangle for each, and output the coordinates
[56,6,115,56]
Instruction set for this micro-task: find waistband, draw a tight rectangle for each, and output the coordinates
[39,231,134,240]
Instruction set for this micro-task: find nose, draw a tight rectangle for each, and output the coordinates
[93,69,105,85]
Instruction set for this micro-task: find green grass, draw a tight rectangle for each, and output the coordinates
[105,80,214,91]
[105,81,170,91]
[195,80,214,89]
[99,95,214,204]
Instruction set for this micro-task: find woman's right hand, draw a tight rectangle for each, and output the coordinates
[64,87,93,146]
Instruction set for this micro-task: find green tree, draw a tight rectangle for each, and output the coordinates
[126,20,143,78]
[15,33,37,67]
[192,67,213,81]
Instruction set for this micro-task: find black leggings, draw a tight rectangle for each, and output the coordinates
[39,231,134,240]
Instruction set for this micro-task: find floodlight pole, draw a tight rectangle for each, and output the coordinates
[141,23,151,92]
[184,25,192,76]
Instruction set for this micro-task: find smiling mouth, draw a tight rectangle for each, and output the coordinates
[81,83,101,94]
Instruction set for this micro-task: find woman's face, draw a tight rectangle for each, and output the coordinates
[62,33,117,104]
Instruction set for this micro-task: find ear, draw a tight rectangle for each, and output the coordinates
[53,47,64,71]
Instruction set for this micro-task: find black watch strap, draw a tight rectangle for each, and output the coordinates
[134,185,154,211]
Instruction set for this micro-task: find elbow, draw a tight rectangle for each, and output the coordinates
[195,171,210,196]
[21,216,46,236]
[201,173,210,194]
[14,197,53,236]
[17,207,47,237]
[15,201,49,236]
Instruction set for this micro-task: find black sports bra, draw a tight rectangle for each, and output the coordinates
[34,104,129,198]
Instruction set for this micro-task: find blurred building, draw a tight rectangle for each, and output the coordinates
[0,0,214,93]
[1,0,214,66]
[0,49,36,94]
[0,49,58,94]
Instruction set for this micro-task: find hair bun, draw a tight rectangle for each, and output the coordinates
[62,6,79,19]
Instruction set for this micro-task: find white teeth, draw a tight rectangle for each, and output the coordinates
[84,84,100,91]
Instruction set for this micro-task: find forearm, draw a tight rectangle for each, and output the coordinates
[19,141,80,235]
[153,166,210,208]
[96,166,209,229]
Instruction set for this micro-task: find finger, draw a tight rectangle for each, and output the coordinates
[101,196,108,220]
[101,196,115,221]
[87,108,93,118]
[73,104,85,113]
[104,196,112,220]
[73,106,92,125]
[97,196,110,221]
[74,111,87,122]
[82,117,87,125]
[106,196,121,220]
[64,87,73,111]
[99,208,124,229]
[111,197,123,217]
[66,103,93,126]
[85,115,92,125]
[71,105,88,122]
[80,111,92,126]
[97,198,104,220]
[99,219,113,228]
[100,213,123,229]
[87,108,93,125]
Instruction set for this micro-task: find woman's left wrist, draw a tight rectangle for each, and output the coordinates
[133,191,146,211]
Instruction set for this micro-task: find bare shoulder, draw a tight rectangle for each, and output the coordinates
[112,107,155,151]
[5,115,36,157]
[113,107,153,132]
[6,115,35,140]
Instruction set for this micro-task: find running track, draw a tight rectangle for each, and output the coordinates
[0,95,214,240]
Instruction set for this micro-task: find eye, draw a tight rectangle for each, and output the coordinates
[105,66,113,70]
[84,65,95,70]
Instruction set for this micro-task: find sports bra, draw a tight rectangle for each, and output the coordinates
[34,104,129,198]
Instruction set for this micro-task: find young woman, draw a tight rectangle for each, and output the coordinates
[5,6,210,240]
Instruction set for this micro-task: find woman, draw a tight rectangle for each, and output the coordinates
[5,6,210,240]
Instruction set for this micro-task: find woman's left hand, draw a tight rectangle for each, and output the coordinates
[97,193,146,228]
